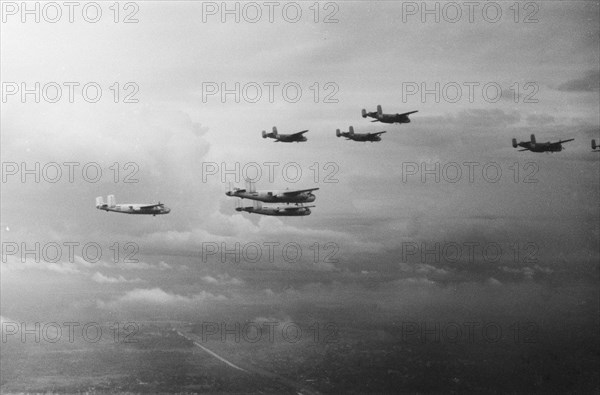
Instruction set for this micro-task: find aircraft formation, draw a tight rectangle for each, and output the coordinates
[226,181,318,216]
[262,105,417,144]
[96,105,595,217]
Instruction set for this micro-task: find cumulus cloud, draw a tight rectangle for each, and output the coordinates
[556,70,600,92]
[201,274,243,286]
[91,272,143,284]
[97,287,227,311]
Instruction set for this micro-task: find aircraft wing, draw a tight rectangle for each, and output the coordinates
[556,138,574,144]
[283,205,315,210]
[139,203,163,209]
[281,188,319,196]
[368,131,387,136]
[399,110,419,116]
[518,148,530,151]
[290,130,309,137]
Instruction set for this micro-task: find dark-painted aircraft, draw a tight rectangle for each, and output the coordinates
[512,134,574,152]
[361,105,418,124]
[226,181,318,204]
[592,139,600,152]
[236,200,314,216]
[262,127,308,142]
[336,126,386,142]
[96,195,171,216]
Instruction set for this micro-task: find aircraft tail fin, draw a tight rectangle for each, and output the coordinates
[262,130,267,138]
[592,139,597,149]
[361,109,367,118]
[96,196,104,207]
[377,105,382,116]
[272,126,278,137]
[107,194,116,208]
[336,129,341,137]
[244,179,256,193]
[530,134,536,144]
[512,138,518,148]
[349,126,355,136]
[253,200,262,209]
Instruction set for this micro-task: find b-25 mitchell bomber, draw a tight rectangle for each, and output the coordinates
[226,181,318,204]
[361,105,418,124]
[592,139,600,152]
[236,200,313,216]
[96,195,171,216]
[262,127,308,143]
[512,134,574,152]
[336,126,386,142]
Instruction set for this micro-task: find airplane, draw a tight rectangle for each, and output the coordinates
[512,134,574,152]
[592,139,600,152]
[361,105,418,124]
[262,127,308,143]
[336,126,386,142]
[95,195,171,216]
[226,181,318,204]
[236,200,314,216]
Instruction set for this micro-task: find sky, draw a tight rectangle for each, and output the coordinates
[1,1,599,328]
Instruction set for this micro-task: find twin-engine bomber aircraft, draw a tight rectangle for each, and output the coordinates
[362,105,418,124]
[592,139,600,152]
[336,126,386,142]
[262,127,308,143]
[236,200,314,216]
[512,134,574,152]
[226,182,318,204]
[96,195,171,215]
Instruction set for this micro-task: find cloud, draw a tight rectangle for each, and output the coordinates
[91,272,143,284]
[556,70,600,92]
[97,287,227,310]
[201,274,243,286]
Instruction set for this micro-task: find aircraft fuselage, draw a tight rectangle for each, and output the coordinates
[366,113,411,124]
[340,132,382,142]
[236,206,311,216]
[226,190,316,203]
[97,204,171,215]
[517,142,564,152]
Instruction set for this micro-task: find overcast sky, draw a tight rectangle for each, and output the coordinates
[1,1,598,323]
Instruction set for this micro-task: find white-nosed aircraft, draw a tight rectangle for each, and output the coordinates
[226,181,318,204]
[512,134,574,152]
[96,195,171,216]
[262,127,308,143]
[592,139,600,152]
[361,105,418,124]
[235,200,314,216]
[336,126,386,142]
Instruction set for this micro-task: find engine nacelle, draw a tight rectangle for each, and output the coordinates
[512,138,518,148]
